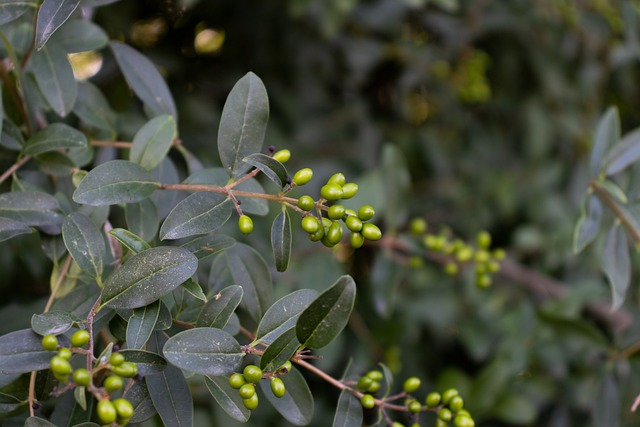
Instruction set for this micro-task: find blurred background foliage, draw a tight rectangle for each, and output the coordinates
[3,0,640,426]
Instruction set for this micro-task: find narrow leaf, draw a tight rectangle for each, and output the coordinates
[0,217,32,241]
[602,224,630,311]
[126,301,161,349]
[108,228,150,254]
[146,364,193,427]
[0,329,57,372]
[49,19,108,53]
[73,385,86,411]
[592,373,620,427]
[258,366,313,426]
[256,289,318,345]
[111,41,177,119]
[31,310,79,336]
[25,417,57,427]
[160,192,233,240]
[296,275,356,349]
[599,180,628,204]
[125,198,159,242]
[101,246,198,309]
[180,234,235,260]
[590,106,619,177]
[218,72,269,178]
[23,123,86,156]
[0,191,64,228]
[119,349,167,376]
[573,194,603,253]
[243,153,288,188]
[130,114,177,171]
[259,328,299,373]
[35,0,81,50]
[31,42,77,116]
[163,327,244,376]
[196,285,243,328]
[271,209,291,272]
[62,212,105,281]
[73,160,159,206]
[605,127,640,176]
[180,278,207,302]
[204,375,251,422]
[0,1,36,26]
[333,390,363,427]
[73,81,116,134]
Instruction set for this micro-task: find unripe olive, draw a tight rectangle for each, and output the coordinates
[292,168,313,186]
[350,232,365,249]
[112,361,138,378]
[308,226,325,241]
[326,221,343,245]
[408,399,422,413]
[357,376,373,391]
[477,230,491,249]
[366,370,383,381]
[243,365,263,383]
[270,377,286,398]
[279,360,293,373]
[243,393,259,410]
[58,347,72,361]
[358,205,375,221]
[436,419,449,427]
[113,398,134,420]
[328,204,346,220]
[391,423,405,427]
[73,368,91,386]
[426,392,441,407]
[492,248,506,260]
[229,373,246,389]
[360,394,376,409]
[320,184,343,201]
[442,388,459,405]
[239,383,256,399]
[341,183,358,199]
[449,396,464,412]
[97,399,117,425]
[272,149,291,163]
[438,407,453,422]
[362,223,382,241]
[454,414,475,427]
[476,274,492,289]
[345,216,363,232]
[54,372,70,382]
[104,375,123,392]
[444,262,459,275]
[455,247,473,262]
[41,334,58,351]
[50,356,72,376]
[409,218,427,235]
[367,380,381,393]
[486,261,500,273]
[238,215,254,235]
[301,216,320,234]
[71,329,90,347]
[297,195,315,211]
[109,352,125,366]
[403,377,421,393]
[327,172,346,186]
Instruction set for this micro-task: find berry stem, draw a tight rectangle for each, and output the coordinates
[159,183,299,205]
[0,155,31,186]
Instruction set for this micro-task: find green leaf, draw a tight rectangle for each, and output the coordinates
[35,150,76,176]
[160,192,233,240]
[0,217,32,241]
[590,106,619,177]
[31,310,79,336]
[25,417,57,427]
[259,328,299,373]
[573,194,602,253]
[110,41,177,119]
[35,0,81,50]
[0,191,64,228]
[536,310,609,347]
[605,126,640,176]
[296,275,356,349]
[126,381,157,423]
[119,349,167,376]
[23,123,87,156]
[271,209,291,272]
[492,393,537,424]
[126,301,161,349]
[258,366,313,426]
[204,375,251,422]
[1,118,25,150]
[31,42,77,117]
[381,144,410,231]
[592,373,620,427]
[243,153,288,188]
[0,329,56,372]
[73,385,86,411]
[256,289,318,345]
[125,198,159,242]
[0,1,36,26]
[163,327,244,376]
[49,19,108,53]
[73,160,159,206]
[101,246,198,309]
[196,285,243,328]
[108,228,150,254]
[602,224,630,311]
[180,234,235,260]
[146,364,193,427]
[130,115,177,170]
[180,278,207,302]
[333,390,363,427]
[598,180,628,204]
[218,72,269,178]
[222,243,273,322]
[73,81,116,135]
[62,212,106,281]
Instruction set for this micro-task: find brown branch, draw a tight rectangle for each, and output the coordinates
[0,155,31,186]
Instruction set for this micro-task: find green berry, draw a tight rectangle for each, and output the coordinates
[293,168,313,186]
[436,419,449,427]
[426,392,441,407]
[350,232,365,248]
[239,383,256,399]
[328,204,346,220]
[444,262,458,275]
[438,408,453,422]
[104,375,124,392]
[54,372,69,382]
[408,399,422,413]
[449,396,464,412]
[243,393,259,410]
[367,380,381,393]
[474,250,490,264]
[301,215,320,234]
[109,352,125,366]
[320,184,343,201]
[273,149,291,163]
[52,355,69,371]
[454,414,475,427]
[297,195,315,211]
[357,376,373,391]
[341,183,358,199]
[41,334,58,351]
[279,360,293,373]
[366,370,383,381]
[97,399,117,424]
[73,368,91,386]
[391,423,405,427]
[113,398,134,419]
[243,365,263,383]
[326,221,344,245]
[327,172,346,186]
[308,226,325,241]
[442,388,459,405]
[112,361,138,378]
[486,260,500,273]
[358,205,375,221]
[345,215,363,232]
[58,347,72,361]
[238,215,254,234]
[362,223,382,241]
[476,274,492,289]
[492,248,506,260]
[409,218,427,234]
[229,373,246,389]
[403,377,421,393]
[360,394,376,409]
[270,377,286,398]
[455,247,473,262]
[70,329,90,347]
[477,230,491,249]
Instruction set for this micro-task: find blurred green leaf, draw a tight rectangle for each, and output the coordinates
[573,194,602,253]
[0,191,64,227]
[160,192,233,240]
[258,366,313,426]
[204,375,251,422]
[491,393,537,424]
[125,198,158,242]
[259,328,299,372]
[196,285,243,328]
[35,0,81,50]
[381,144,410,231]
[605,127,640,176]
[180,234,235,260]
[0,1,36,26]
[592,373,620,427]
[49,19,108,53]
[108,228,150,254]
[146,364,193,427]
[0,329,55,373]
[31,42,77,116]
[62,212,105,281]
[590,106,619,177]
[602,223,630,311]
[333,390,363,427]
[256,289,317,345]
[599,180,628,204]
[73,81,116,135]
[126,301,161,349]
[30,310,79,336]
[25,417,57,427]
[243,153,288,188]
[130,114,177,171]
[271,209,291,272]
[23,123,86,156]
[0,217,32,241]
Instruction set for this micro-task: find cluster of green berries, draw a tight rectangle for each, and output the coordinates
[41,331,137,425]
[228,362,291,410]
[425,388,475,427]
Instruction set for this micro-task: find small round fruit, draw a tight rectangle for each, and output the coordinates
[58,347,72,361]
[270,377,286,398]
[360,394,376,409]
[408,400,422,413]
[367,380,381,393]
[341,183,358,199]
[449,396,464,412]
[243,365,263,383]
[350,232,365,248]
[73,368,91,386]
[320,184,343,201]
[54,372,69,382]
[308,227,325,241]
[71,329,90,347]
[50,356,72,376]
[438,408,453,422]
[409,217,427,235]
[477,230,491,249]
[426,392,441,407]
[239,383,256,399]
[442,388,459,405]
[112,361,138,378]
[345,216,363,232]
[492,248,506,260]
[362,223,382,241]
[391,423,405,427]
[327,173,346,186]
[113,398,134,420]
[476,274,492,289]
[454,414,475,427]
[104,375,124,392]
[436,419,448,427]
[109,352,125,366]
[444,262,459,276]
[301,216,320,234]
[328,204,346,220]
[279,360,293,373]
[41,334,58,351]
[97,399,117,425]
[403,377,421,393]
[238,215,254,235]
[297,195,315,211]
[273,149,291,163]
[229,373,246,389]
[292,168,313,186]
[366,370,383,381]
[358,205,375,221]
[243,393,259,410]
[326,221,343,245]
[357,376,373,391]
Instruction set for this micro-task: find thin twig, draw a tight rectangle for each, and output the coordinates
[0,155,31,186]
